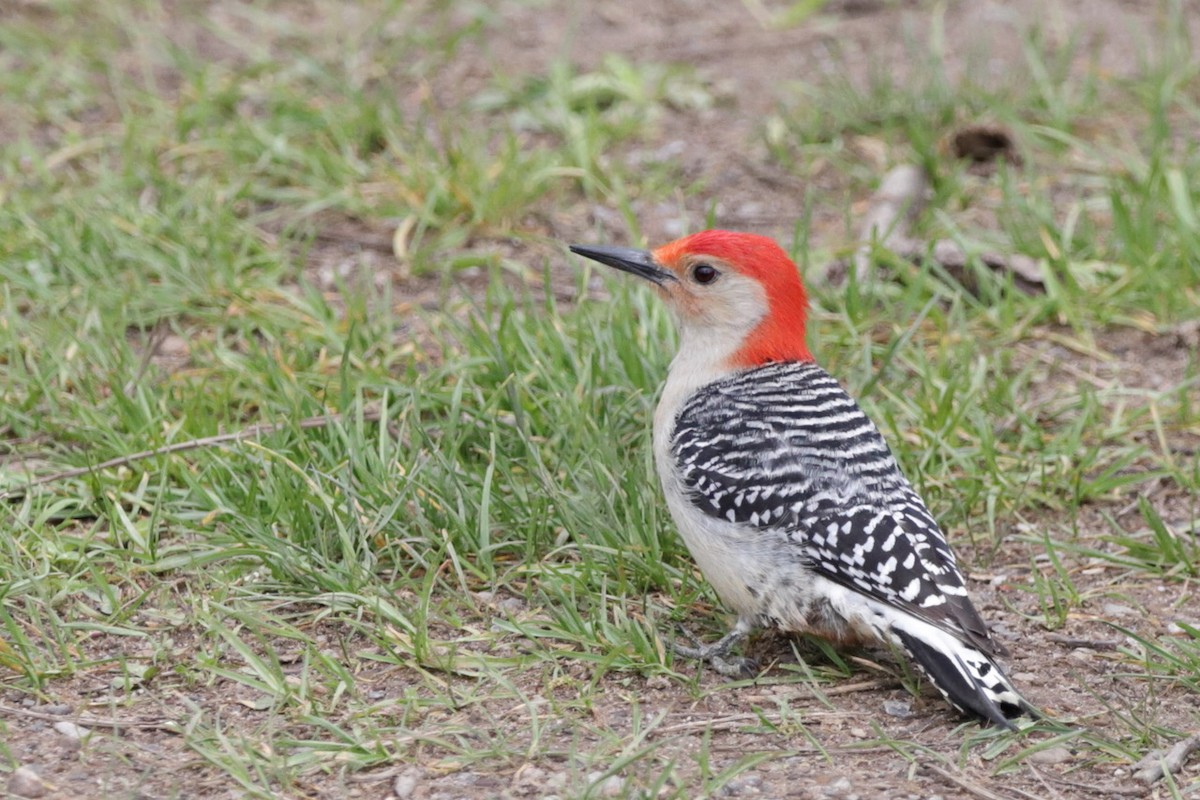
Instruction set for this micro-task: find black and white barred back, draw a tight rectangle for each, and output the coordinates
[669,360,1034,726]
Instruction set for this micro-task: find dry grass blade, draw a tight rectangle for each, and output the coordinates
[1046,634,1122,651]
[921,763,1037,800]
[0,410,384,501]
[1043,775,1147,797]
[0,703,179,732]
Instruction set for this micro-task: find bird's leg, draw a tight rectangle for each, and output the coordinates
[669,616,758,678]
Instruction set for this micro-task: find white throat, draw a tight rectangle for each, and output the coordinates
[661,320,741,409]
[652,311,759,469]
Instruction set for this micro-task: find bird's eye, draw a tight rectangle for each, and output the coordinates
[692,263,719,284]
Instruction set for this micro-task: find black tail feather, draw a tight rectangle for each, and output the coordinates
[893,627,1036,729]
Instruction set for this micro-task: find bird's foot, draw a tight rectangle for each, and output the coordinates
[669,623,757,678]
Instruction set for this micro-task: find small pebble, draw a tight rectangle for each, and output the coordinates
[587,772,623,798]
[53,721,91,741]
[158,334,190,358]
[497,596,525,614]
[849,727,868,739]
[7,766,50,799]
[512,764,546,794]
[598,775,623,798]
[645,675,671,690]
[1103,603,1137,618]
[393,768,419,799]
[824,776,852,796]
[1028,746,1071,765]
[724,774,764,795]
[882,699,912,718]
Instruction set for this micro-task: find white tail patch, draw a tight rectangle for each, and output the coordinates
[882,609,1033,727]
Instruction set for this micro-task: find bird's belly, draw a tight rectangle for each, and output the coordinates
[664,492,808,617]
[663,491,882,645]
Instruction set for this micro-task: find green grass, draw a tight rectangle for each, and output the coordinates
[2,0,1200,797]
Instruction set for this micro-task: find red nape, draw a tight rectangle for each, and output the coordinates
[655,230,813,367]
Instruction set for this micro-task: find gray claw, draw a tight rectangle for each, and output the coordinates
[666,617,757,678]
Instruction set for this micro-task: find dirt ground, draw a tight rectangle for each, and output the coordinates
[5,1,1200,799]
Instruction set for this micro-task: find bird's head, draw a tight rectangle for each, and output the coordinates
[570,230,812,368]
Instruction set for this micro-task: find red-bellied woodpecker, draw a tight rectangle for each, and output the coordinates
[570,230,1035,728]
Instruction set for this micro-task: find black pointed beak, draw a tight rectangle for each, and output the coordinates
[569,244,676,286]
